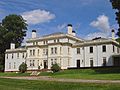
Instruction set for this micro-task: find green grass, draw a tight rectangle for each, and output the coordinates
[0,72,30,77]
[0,78,120,90]
[39,69,120,80]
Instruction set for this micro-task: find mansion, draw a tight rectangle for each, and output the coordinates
[5,24,120,72]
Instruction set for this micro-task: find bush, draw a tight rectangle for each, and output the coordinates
[19,62,27,73]
[0,65,4,72]
[51,63,61,73]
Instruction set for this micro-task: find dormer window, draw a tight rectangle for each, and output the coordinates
[54,40,56,43]
[57,39,59,42]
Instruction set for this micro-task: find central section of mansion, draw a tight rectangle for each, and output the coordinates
[5,24,120,72]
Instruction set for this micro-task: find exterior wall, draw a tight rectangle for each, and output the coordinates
[5,52,26,72]
[72,44,120,68]
[5,33,120,72]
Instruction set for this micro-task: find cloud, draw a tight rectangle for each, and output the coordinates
[90,14,110,33]
[57,23,66,31]
[86,15,111,40]
[85,32,107,40]
[21,9,55,24]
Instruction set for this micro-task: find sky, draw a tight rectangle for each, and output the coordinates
[0,0,118,41]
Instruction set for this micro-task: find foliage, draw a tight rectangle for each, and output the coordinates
[51,63,61,73]
[19,62,27,73]
[38,66,40,69]
[0,14,27,70]
[2,14,28,47]
[0,65,4,72]
[110,0,120,37]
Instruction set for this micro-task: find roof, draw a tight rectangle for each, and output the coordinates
[26,32,83,42]
[42,32,64,37]
[73,39,120,47]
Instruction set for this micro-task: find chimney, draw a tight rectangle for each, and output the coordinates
[67,24,73,35]
[32,30,36,38]
[72,30,76,36]
[111,29,115,40]
[10,43,15,49]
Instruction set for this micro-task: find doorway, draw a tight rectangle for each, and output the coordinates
[44,60,48,69]
[77,60,80,68]
[90,60,93,67]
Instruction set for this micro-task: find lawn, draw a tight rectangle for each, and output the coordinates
[0,72,30,77]
[39,69,120,80]
[0,78,120,90]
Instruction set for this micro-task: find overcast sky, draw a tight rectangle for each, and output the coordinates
[0,0,118,40]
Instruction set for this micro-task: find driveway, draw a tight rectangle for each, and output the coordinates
[2,76,120,84]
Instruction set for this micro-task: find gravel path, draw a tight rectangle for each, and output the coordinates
[2,76,120,84]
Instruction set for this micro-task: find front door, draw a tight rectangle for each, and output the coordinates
[44,60,48,69]
[77,60,80,68]
[90,60,93,67]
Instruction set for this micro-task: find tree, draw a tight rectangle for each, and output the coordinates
[19,62,27,73]
[2,14,28,47]
[110,0,120,37]
[51,63,61,73]
[0,14,28,70]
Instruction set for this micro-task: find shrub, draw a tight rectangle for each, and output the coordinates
[38,66,40,69]
[51,63,61,73]
[19,62,27,73]
[0,65,4,72]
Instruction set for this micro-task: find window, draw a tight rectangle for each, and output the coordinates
[33,42,35,45]
[102,45,106,52]
[33,60,35,66]
[60,58,61,65]
[6,54,8,59]
[117,47,119,53]
[68,47,70,54]
[55,47,57,54]
[38,60,39,66]
[57,39,59,42]
[43,49,45,55]
[113,45,115,52]
[9,63,11,69]
[38,49,39,56]
[12,53,14,59]
[17,53,19,58]
[43,41,45,44]
[43,41,48,44]
[103,57,106,66]
[51,48,53,54]
[54,40,56,43]
[36,42,38,45]
[14,62,16,69]
[51,59,53,65]
[30,60,32,66]
[77,48,80,54]
[30,50,32,56]
[22,53,24,58]
[90,47,93,53]
[46,49,48,55]
[33,49,35,56]
[60,47,62,54]
[68,59,70,66]
[54,58,57,63]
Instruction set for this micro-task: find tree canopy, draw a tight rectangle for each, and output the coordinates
[0,14,28,70]
[110,0,120,37]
